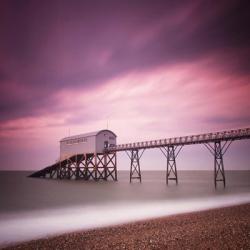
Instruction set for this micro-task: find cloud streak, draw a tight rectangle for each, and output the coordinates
[0,0,249,121]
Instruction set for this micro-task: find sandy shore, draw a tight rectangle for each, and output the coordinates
[3,203,250,250]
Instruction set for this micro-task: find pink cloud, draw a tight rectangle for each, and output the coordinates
[0,56,249,170]
[50,57,250,141]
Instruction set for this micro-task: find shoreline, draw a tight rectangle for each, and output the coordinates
[3,203,250,250]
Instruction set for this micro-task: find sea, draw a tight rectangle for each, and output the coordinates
[0,170,250,247]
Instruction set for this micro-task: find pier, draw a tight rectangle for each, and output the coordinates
[29,127,250,188]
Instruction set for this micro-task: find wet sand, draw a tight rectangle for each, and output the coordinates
[3,203,250,250]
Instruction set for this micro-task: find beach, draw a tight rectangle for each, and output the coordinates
[1,171,250,248]
[3,203,250,250]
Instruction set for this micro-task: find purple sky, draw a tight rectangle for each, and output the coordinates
[0,0,249,170]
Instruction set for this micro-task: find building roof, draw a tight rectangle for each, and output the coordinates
[60,129,117,142]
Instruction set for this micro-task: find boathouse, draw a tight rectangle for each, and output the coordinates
[60,129,117,160]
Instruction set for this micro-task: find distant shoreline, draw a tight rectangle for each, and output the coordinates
[3,203,250,250]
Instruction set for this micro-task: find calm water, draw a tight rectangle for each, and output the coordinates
[0,170,250,246]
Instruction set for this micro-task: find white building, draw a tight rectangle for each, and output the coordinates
[60,129,117,160]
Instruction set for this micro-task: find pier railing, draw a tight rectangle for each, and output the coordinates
[108,128,250,152]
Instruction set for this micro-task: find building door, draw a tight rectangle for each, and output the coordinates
[104,141,108,149]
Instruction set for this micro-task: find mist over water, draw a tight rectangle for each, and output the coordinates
[0,171,250,246]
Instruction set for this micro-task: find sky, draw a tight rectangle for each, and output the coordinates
[0,0,249,170]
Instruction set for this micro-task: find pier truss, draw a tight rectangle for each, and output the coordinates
[109,127,250,187]
[159,145,183,185]
[125,149,145,182]
[29,153,117,181]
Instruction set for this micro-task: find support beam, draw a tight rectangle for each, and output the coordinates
[56,163,60,179]
[204,140,233,188]
[114,152,117,181]
[94,153,98,180]
[160,145,182,185]
[214,141,225,187]
[104,153,108,180]
[85,154,96,180]
[78,154,86,179]
[105,152,117,181]
[49,168,57,179]
[126,149,145,183]
[66,158,76,179]
[96,154,106,180]
[83,154,89,180]
[29,152,117,182]
[75,155,80,180]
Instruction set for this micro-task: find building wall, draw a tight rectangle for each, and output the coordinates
[60,135,96,160]
[60,130,117,160]
[96,131,116,153]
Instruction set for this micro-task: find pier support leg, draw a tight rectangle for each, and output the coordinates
[167,146,177,185]
[49,168,57,179]
[57,164,60,179]
[126,149,145,183]
[84,154,89,180]
[66,158,77,180]
[75,155,80,180]
[67,159,71,179]
[114,152,117,181]
[160,146,183,185]
[214,141,225,188]
[96,154,106,180]
[94,154,98,181]
[59,161,68,179]
[75,154,85,179]
[105,152,117,181]
[85,154,96,180]
[205,140,233,188]
[104,153,108,180]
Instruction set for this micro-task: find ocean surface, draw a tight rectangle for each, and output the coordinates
[0,170,250,247]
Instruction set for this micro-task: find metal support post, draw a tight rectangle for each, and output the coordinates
[160,145,183,185]
[204,140,233,188]
[114,152,117,181]
[85,154,95,180]
[126,149,145,183]
[75,155,80,180]
[94,153,98,180]
[214,141,225,187]
[84,154,89,180]
[104,153,108,180]
[78,154,86,179]
[96,154,106,180]
[106,152,117,181]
